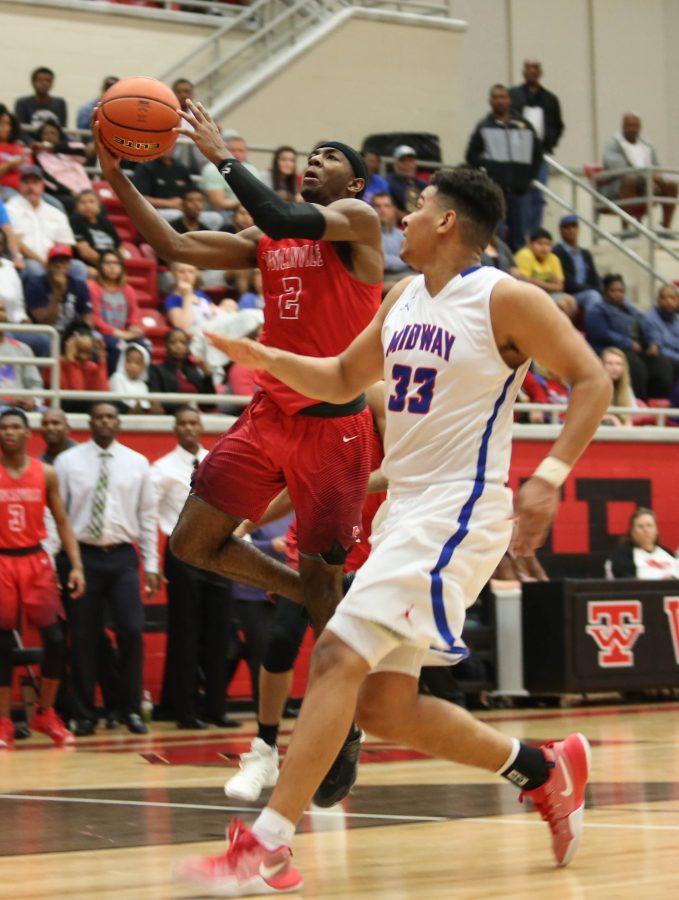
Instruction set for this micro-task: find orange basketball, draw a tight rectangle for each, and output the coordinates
[97,76,180,162]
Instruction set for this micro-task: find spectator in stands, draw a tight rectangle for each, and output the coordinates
[14,67,67,131]
[585,274,671,399]
[481,233,518,274]
[514,228,578,318]
[171,78,204,176]
[237,268,263,310]
[0,107,31,201]
[71,189,120,269]
[361,150,390,205]
[39,408,76,464]
[131,152,193,222]
[88,249,143,370]
[466,84,542,250]
[0,298,42,410]
[109,342,162,414]
[59,327,109,412]
[553,214,602,311]
[510,60,564,233]
[261,146,301,202]
[600,347,636,427]
[32,121,91,213]
[601,113,677,231]
[147,327,214,410]
[76,76,119,131]
[168,186,222,234]
[164,262,217,335]
[24,244,93,337]
[386,145,427,222]
[372,192,412,290]
[0,197,22,267]
[191,306,263,389]
[200,130,261,223]
[55,401,160,735]
[643,285,679,385]
[6,165,86,280]
[0,228,50,357]
[153,407,238,729]
[606,507,678,579]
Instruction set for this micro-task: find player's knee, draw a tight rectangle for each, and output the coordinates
[308,631,364,684]
[356,681,393,737]
[263,631,302,674]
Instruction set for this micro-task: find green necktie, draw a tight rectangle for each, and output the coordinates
[87,452,111,540]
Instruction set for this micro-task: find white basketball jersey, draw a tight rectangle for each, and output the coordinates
[381,265,529,489]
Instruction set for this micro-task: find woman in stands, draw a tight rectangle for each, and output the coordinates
[70,188,120,270]
[32,121,91,212]
[88,249,144,372]
[164,262,217,337]
[607,507,678,579]
[261,145,301,203]
[0,107,30,201]
[147,327,214,412]
[601,346,637,426]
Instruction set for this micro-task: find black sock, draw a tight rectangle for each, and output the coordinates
[258,721,279,748]
[500,741,552,791]
[347,722,361,744]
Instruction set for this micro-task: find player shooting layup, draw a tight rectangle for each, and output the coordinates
[175,166,612,895]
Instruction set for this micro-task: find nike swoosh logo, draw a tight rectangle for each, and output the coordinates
[260,860,287,881]
[343,435,358,443]
[559,758,574,798]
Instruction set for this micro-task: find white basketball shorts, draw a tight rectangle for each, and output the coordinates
[327,480,513,677]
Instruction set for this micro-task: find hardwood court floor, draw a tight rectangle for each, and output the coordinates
[1,703,678,898]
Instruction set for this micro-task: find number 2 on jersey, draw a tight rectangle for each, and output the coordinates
[388,364,437,415]
[278,276,302,320]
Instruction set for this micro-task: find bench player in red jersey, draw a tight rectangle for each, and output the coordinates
[0,408,85,747]
[94,102,382,799]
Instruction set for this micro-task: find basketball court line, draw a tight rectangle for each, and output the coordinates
[2,793,678,832]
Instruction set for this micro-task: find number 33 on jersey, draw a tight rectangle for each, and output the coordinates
[380,266,530,490]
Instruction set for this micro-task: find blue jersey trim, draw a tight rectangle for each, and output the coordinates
[428,370,516,653]
[460,264,482,278]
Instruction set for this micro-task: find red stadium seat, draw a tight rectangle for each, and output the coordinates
[109,213,139,244]
[584,163,647,220]
[92,179,124,214]
[124,258,159,308]
[120,241,142,259]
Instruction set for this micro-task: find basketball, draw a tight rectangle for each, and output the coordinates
[97,76,179,162]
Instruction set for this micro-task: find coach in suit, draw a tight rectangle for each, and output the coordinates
[55,401,160,735]
[553,215,602,312]
[152,407,238,729]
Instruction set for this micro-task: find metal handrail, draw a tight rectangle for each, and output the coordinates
[0,324,60,409]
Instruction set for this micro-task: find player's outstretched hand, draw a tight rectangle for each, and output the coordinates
[92,117,120,178]
[510,476,559,557]
[205,332,275,370]
[175,99,229,166]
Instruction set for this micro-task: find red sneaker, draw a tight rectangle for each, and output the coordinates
[174,818,303,896]
[0,716,14,749]
[521,732,591,867]
[32,708,75,746]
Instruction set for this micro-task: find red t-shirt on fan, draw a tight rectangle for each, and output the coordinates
[0,457,47,549]
[256,236,382,414]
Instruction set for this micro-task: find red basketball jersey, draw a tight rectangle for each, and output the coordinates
[257,237,382,414]
[0,457,47,549]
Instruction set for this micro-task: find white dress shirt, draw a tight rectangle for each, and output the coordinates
[0,258,26,323]
[6,194,75,260]
[55,439,159,572]
[151,443,208,537]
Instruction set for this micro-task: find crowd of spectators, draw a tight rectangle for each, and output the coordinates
[1,63,679,421]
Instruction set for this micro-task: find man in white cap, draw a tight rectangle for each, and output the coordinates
[386,145,427,222]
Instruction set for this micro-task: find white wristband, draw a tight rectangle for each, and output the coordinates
[533,456,571,488]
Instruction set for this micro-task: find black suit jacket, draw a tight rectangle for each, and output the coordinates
[553,243,601,295]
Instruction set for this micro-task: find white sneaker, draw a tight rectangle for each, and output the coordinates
[225,737,279,802]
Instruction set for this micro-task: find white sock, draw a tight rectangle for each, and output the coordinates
[495,737,520,776]
[252,807,296,850]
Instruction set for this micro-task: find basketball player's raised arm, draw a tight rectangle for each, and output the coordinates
[207,279,412,403]
[44,465,85,598]
[491,279,612,555]
[93,123,259,269]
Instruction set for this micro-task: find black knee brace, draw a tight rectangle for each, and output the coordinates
[39,623,66,680]
[263,599,309,674]
[0,630,15,687]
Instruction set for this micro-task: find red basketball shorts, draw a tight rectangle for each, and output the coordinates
[193,392,372,557]
[0,549,64,630]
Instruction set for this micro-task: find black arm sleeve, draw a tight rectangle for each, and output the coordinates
[217,158,325,241]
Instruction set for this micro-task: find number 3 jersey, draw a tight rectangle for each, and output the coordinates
[0,457,48,549]
[381,266,530,490]
[257,236,382,414]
